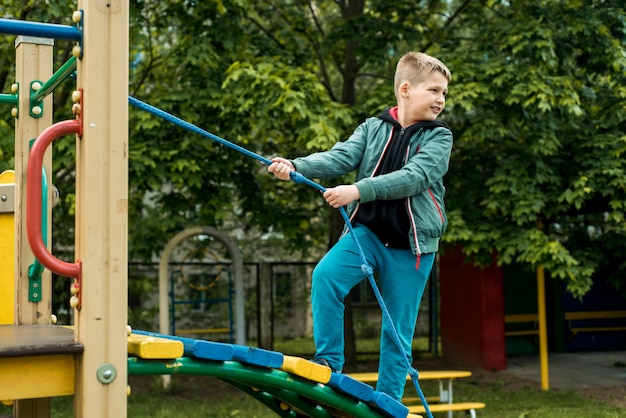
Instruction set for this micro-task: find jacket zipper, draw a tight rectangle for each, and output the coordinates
[405,139,422,265]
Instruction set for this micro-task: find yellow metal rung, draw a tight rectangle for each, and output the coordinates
[280,355,332,384]
[128,333,184,359]
[505,313,539,323]
[571,326,626,335]
[505,330,539,336]
[565,310,626,320]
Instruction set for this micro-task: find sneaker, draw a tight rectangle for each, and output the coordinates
[309,357,340,373]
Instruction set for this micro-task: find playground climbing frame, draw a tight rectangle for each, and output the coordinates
[0,2,130,417]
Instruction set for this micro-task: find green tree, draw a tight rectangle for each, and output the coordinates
[439,0,626,298]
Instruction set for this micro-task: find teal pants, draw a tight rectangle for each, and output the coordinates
[311,224,434,401]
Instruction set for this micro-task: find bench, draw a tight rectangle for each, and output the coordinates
[505,313,539,337]
[564,310,626,336]
[408,402,486,418]
[348,371,484,418]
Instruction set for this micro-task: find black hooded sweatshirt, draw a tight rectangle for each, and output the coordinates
[352,107,449,249]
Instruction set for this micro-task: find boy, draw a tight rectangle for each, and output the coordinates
[268,51,452,401]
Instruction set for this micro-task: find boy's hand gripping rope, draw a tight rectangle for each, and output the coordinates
[128,96,434,418]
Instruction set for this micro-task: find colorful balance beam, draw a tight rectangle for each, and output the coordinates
[128,330,416,417]
[128,356,419,418]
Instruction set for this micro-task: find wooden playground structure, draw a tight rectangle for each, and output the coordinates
[1,1,128,417]
[0,3,485,418]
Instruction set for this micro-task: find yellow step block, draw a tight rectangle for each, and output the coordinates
[127,333,184,359]
[280,355,331,384]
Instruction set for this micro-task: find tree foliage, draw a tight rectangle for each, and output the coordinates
[440,0,626,298]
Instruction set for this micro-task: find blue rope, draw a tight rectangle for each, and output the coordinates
[128,96,434,418]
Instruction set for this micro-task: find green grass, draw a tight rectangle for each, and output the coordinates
[2,373,625,417]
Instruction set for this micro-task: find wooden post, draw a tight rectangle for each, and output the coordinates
[13,35,54,418]
[14,36,53,325]
[73,1,129,417]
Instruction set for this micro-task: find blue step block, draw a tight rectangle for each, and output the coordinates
[231,344,284,368]
[132,330,233,361]
[370,391,409,418]
[187,339,234,361]
[327,373,375,403]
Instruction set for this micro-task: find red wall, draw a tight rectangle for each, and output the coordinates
[439,246,506,370]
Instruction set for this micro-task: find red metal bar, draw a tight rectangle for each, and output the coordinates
[27,119,82,279]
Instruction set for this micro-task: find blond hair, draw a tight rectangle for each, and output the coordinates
[394,52,451,96]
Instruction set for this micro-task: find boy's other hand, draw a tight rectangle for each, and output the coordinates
[323,185,360,208]
[268,157,295,181]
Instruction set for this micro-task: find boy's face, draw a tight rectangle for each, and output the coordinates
[401,72,448,122]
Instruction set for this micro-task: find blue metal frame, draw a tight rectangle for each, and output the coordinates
[0,18,81,41]
[169,266,234,343]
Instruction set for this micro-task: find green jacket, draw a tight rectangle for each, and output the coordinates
[293,113,453,255]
